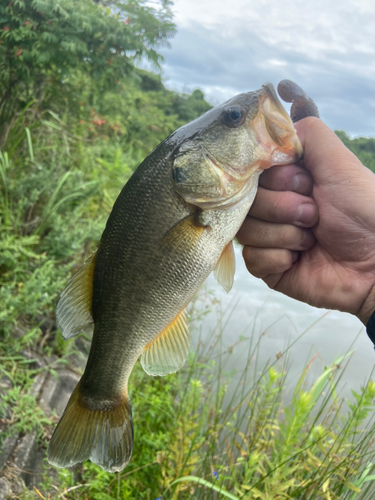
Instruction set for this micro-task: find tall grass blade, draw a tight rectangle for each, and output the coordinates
[169,476,240,500]
[25,127,34,162]
[0,151,10,226]
[35,171,95,235]
[310,352,353,406]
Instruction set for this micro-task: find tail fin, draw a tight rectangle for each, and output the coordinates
[48,382,133,472]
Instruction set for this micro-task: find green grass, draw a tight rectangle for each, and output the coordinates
[2,101,375,500]
[10,300,375,500]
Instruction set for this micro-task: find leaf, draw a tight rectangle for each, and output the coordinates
[310,352,353,406]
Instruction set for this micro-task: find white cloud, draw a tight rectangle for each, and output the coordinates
[157,0,375,136]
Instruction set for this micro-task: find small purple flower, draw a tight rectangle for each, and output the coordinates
[213,471,219,479]
[156,497,162,500]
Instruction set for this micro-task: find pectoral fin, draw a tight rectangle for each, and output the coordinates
[162,214,206,253]
[141,310,190,377]
[56,253,96,339]
[213,240,235,293]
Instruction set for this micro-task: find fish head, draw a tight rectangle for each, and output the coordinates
[172,83,303,209]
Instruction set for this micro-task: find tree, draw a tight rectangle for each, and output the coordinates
[0,0,175,146]
[336,130,375,173]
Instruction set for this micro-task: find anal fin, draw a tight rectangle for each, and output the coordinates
[56,252,96,339]
[141,310,190,377]
[213,240,235,293]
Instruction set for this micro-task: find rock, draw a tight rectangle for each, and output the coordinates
[0,435,18,472]
[14,432,38,485]
[0,335,88,497]
[0,477,11,499]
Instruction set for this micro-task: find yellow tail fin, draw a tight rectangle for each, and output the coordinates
[48,382,133,472]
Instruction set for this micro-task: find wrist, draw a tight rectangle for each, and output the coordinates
[356,284,375,326]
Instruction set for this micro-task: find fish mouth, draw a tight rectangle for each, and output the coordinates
[256,82,303,163]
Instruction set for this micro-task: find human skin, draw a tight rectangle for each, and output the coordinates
[237,117,375,326]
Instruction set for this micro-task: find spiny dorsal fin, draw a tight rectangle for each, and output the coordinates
[141,310,190,377]
[56,252,96,339]
[213,240,235,293]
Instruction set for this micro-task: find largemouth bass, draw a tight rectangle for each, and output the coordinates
[48,83,304,472]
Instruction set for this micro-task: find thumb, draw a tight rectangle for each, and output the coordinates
[294,117,366,185]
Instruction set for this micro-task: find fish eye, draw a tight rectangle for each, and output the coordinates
[222,105,245,127]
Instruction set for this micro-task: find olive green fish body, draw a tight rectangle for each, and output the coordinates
[82,143,260,395]
[48,83,304,472]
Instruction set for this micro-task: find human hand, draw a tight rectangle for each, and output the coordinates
[237,117,375,325]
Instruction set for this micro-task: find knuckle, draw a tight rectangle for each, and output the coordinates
[243,247,267,277]
[277,225,309,250]
[268,250,291,274]
[243,247,294,278]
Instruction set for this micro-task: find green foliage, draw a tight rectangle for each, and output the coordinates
[0,6,213,493]
[0,385,51,439]
[0,0,175,144]
[156,352,375,500]
[0,118,97,339]
[336,131,375,173]
[15,343,375,500]
[0,5,212,452]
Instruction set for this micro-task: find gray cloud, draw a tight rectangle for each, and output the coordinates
[159,22,375,137]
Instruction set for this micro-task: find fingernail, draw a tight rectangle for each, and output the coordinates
[291,174,301,191]
[295,203,316,225]
[291,173,308,192]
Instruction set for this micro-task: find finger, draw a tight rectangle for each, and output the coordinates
[237,218,316,250]
[259,164,313,195]
[294,117,367,182]
[249,187,318,227]
[242,246,298,279]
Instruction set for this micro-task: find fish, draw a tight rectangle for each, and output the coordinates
[48,82,303,473]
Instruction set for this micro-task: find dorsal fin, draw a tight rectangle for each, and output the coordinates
[56,253,96,339]
[141,310,190,377]
[213,240,235,293]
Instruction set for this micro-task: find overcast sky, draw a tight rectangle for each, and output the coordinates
[157,0,375,137]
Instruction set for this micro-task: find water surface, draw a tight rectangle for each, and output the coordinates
[192,244,374,400]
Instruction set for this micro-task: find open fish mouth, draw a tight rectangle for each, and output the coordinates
[246,83,303,174]
[258,83,303,159]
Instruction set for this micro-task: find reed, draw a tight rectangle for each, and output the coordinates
[36,296,375,500]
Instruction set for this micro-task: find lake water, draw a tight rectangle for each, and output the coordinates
[191,244,375,401]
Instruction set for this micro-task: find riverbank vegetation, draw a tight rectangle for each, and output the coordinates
[1,0,375,498]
